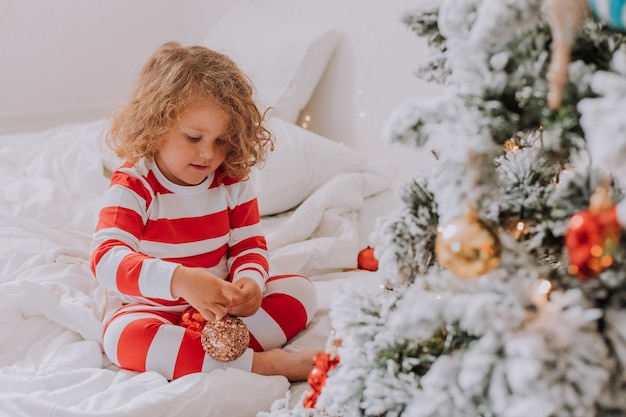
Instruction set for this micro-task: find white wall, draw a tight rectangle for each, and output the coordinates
[0,0,191,133]
[262,0,441,181]
[0,0,439,181]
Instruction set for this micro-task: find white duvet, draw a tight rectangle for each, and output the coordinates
[0,120,389,417]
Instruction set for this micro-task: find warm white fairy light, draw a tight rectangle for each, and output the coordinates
[301,114,311,129]
[503,138,520,152]
[510,220,527,239]
[532,279,552,305]
[556,168,573,187]
[537,279,552,295]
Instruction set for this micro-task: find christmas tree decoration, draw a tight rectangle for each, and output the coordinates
[588,0,626,30]
[502,138,521,153]
[303,340,341,409]
[435,210,501,279]
[565,183,622,279]
[357,246,379,271]
[531,279,554,305]
[546,0,626,109]
[503,217,533,240]
[179,306,206,332]
[545,0,589,109]
[200,315,250,362]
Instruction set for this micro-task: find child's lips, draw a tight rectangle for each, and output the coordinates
[190,164,209,171]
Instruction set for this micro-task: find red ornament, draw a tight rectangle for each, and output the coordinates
[179,306,206,332]
[303,342,341,409]
[565,205,621,280]
[357,246,379,271]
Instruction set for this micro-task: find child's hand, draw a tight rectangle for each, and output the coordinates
[171,266,243,321]
[227,277,263,317]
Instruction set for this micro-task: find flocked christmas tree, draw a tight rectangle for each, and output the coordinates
[262,0,626,416]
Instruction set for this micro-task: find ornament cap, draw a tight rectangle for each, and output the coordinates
[589,180,613,212]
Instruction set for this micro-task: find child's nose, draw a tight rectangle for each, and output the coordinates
[199,143,214,159]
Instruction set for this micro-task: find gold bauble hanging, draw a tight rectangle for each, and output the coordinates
[435,211,501,279]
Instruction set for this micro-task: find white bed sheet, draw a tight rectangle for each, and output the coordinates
[0,120,392,417]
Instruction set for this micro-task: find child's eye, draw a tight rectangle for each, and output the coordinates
[186,134,202,142]
[216,138,227,145]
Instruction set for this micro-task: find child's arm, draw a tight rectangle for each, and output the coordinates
[225,179,269,315]
[90,169,179,301]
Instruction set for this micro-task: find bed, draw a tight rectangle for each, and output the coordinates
[0,2,401,416]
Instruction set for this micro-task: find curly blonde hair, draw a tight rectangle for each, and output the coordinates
[106,41,273,180]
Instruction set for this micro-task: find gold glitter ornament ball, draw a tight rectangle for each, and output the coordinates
[435,212,501,279]
[201,315,250,362]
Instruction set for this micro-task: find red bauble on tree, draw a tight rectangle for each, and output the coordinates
[357,246,379,271]
[303,340,341,409]
[565,184,622,279]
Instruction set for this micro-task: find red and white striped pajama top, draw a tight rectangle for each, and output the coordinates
[90,158,317,379]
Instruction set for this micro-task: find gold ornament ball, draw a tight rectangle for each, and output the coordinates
[435,214,501,279]
[201,315,250,362]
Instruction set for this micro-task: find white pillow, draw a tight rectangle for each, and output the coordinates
[252,117,370,216]
[202,0,339,123]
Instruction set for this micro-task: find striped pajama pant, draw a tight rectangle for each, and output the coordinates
[102,274,317,380]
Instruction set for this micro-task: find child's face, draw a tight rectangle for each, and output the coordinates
[155,101,229,186]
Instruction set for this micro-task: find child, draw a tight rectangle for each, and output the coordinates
[90,41,319,381]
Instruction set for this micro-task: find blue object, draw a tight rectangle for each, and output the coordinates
[589,0,626,30]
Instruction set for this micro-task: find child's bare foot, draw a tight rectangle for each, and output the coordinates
[252,348,323,381]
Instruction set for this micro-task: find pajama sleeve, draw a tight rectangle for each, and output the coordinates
[226,179,269,291]
[90,169,179,301]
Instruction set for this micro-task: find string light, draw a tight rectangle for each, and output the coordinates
[512,220,527,239]
[531,279,552,305]
[504,218,530,240]
[537,279,552,295]
[556,168,573,187]
[568,264,580,275]
[301,115,311,129]
[503,138,520,152]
